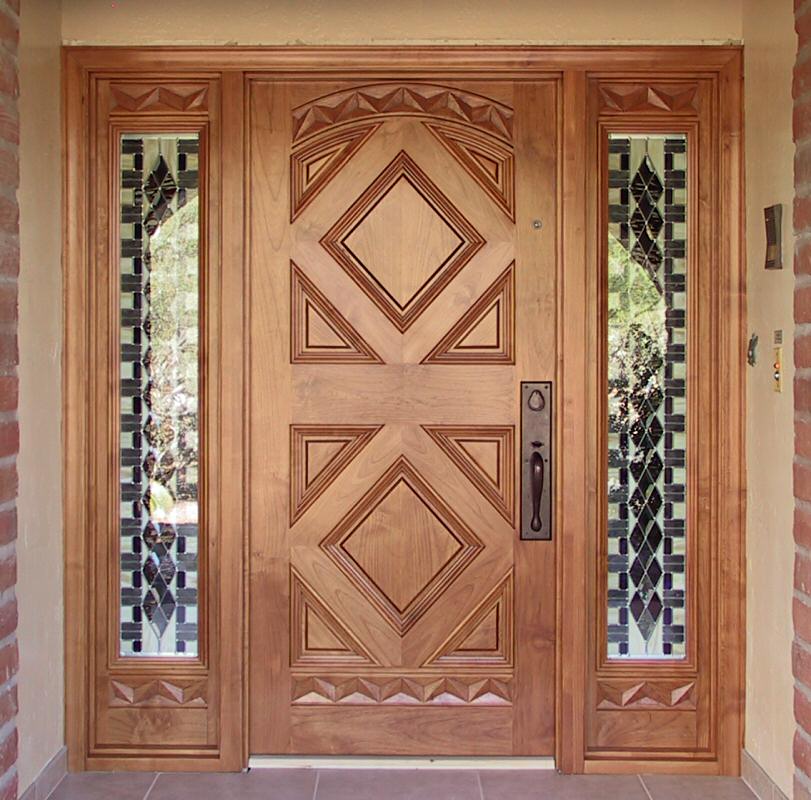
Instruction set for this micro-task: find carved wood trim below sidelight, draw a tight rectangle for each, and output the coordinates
[292,83,514,143]
[109,83,210,113]
[597,83,699,114]
[109,677,208,708]
[596,679,697,711]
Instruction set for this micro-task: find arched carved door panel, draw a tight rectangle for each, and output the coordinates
[247,79,558,755]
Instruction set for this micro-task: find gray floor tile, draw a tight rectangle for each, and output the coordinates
[150,770,318,800]
[641,775,757,800]
[479,770,648,800]
[49,772,157,800]
[315,769,480,800]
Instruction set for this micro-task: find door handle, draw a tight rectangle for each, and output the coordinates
[521,381,552,540]
[530,451,544,532]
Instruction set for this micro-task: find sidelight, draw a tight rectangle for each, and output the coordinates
[605,133,687,659]
[118,133,201,657]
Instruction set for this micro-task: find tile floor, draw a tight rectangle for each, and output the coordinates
[46,769,759,799]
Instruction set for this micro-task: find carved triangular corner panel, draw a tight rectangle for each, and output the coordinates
[424,572,514,667]
[422,263,515,364]
[290,123,380,221]
[290,424,383,524]
[424,122,515,220]
[290,569,377,666]
[290,263,384,363]
[422,425,515,524]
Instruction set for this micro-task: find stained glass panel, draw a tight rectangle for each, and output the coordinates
[606,134,687,659]
[119,133,200,657]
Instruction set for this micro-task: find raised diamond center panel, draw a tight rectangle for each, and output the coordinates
[343,177,463,309]
[342,480,462,612]
[321,151,485,333]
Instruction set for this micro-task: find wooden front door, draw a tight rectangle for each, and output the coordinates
[248,78,558,756]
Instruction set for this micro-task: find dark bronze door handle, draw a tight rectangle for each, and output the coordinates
[530,450,544,532]
[521,381,552,540]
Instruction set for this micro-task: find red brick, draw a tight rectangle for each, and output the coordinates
[0,379,16,415]
[798,505,811,550]
[797,460,811,506]
[0,244,18,281]
[798,550,811,596]
[797,378,811,411]
[0,644,18,687]
[0,333,17,373]
[795,640,811,688]
[798,775,811,800]
[798,52,811,100]
[798,729,811,778]
[0,727,16,781]
[797,282,811,321]
[0,772,16,800]
[797,96,811,145]
[0,512,15,549]
[0,598,16,644]
[0,467,17,507]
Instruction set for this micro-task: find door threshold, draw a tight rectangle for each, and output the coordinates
[248,756,556,770]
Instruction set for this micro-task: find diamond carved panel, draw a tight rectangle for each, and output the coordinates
[321,456,483,635]
[321,151,485,333]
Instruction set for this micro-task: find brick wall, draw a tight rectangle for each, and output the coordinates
[799,2,811,798]
[0,2,18,799]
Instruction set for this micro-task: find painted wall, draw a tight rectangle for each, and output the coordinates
[743,0,796,796]
[17,0,63,793]
[61,0,743,46]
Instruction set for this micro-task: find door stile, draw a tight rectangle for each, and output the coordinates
[556,68,589,775]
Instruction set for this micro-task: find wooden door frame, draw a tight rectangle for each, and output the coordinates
[62,45,744,775]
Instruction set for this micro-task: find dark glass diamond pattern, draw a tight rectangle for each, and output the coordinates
[606,136,687,658]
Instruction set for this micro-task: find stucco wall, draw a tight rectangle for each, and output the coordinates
[61,0,743,46]
[17,0,63,793]
[743,0,796,796]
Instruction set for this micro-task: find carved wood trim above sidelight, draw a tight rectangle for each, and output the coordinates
[109,83,210,113]
[597,83,699,114]
[596,680,697,711]
[109,677,208,708]
[292,83,514,143]
[292,675,512,706]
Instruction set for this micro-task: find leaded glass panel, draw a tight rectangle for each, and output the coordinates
[606,134,687,659]
[119,133,200,657]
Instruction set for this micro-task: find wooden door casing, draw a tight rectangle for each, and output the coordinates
[248,79,558,755]
[61,46,744,775]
